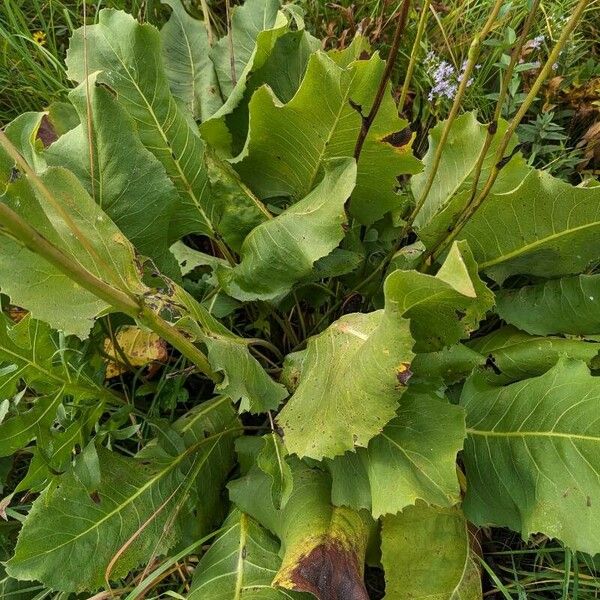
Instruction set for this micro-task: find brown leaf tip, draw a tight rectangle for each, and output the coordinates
[284,540,369,600]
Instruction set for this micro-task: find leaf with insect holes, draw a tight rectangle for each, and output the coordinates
[278,241,490,460]
[5,397,240,592]
[234,50,422,224]
[466,326,600,384]
[381,503,482,600]
[461,359,600,555]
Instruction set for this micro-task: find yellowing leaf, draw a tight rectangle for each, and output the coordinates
[103,326,167,378]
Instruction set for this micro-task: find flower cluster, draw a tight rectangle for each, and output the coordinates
[424,51,475,102]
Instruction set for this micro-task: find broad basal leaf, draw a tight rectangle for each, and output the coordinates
[466,326,600,384]
[0,124,146,336]
[189,509,310,600]
[210,0,283,103]
[328,388,465,517]
[66,8,270,247]
[278,241,489,460]
[46,74,180,275]
[229,457,371,600]
[218,158,356,301]
[201,0,293,152]
[277,302,414,460]
[386,240,494,351]
[202,27,320,156]
[6,397,240,592]
[462,359,600,554]
[381,503,482,600]
[412,111,528,249]
[234,50,422,224]
[497,274,600,336]
[160,0,222,120]
[458,169,600,283]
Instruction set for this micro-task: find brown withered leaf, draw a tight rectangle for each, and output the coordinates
[103,326,167,378]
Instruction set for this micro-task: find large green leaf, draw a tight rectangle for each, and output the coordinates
[278,241,490,460]
[189,509,310,600]
[458,169,600,283]
[202,27,320,156]
[381,503,482,600]
[328,389,465,517]
[229,456,371,599]
[277,305,414,460]
[386,240,494,352]
[466,326,600,384]
[210,0,283,102]
[0,138,146,337]
[412,111,527,249]
[6,397,240,592]
[46,75,180,275]
[234,51,422,224]
[160,0,222,120]
[218,158,356,301]
[66,8,270,247]
[462,359,600,554]
[497,274,600,336]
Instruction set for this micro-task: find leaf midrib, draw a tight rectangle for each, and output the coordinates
[467,428,600,442]
[16,429,235,563]
[479,221,600,270]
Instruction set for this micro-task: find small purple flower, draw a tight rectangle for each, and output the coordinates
[529,34,544,50]
[425,51,474,102]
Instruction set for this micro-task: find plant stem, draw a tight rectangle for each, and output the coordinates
[430,0,591,262]
[398,0,431,114]
[465,0,541,206]
[0,203,140,316]
[0,204,218,382]
[403,0,505,232]
[225,0,236,87]
[199,0,214,46]
[353,0,412,161]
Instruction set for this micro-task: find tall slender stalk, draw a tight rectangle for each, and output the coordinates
[353,0,412,161]
[466,0,541,205]
[0,134,218,381]
[398,0,431,114]
[430,0,591,262]
[403,0,505,232]
[199,0,214,46]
